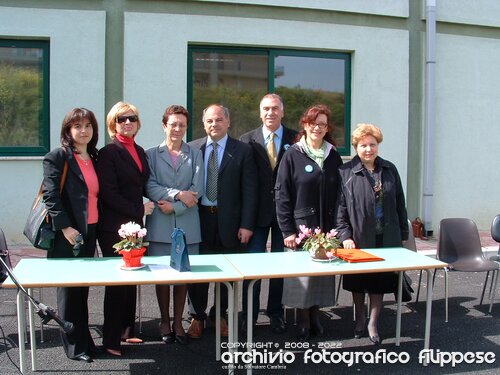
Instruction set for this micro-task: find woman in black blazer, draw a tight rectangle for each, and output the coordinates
[42,108,99,362]
[96,102,154,356]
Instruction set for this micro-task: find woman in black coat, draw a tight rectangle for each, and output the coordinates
[42,108,99,362]
[96,102,154,356]
[336,123,408,345]
[275,104,343,341]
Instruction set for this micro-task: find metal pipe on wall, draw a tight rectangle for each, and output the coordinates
[422,0,436,235]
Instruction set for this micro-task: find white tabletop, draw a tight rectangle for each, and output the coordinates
[2,254,243,288]
[225,247,447,279]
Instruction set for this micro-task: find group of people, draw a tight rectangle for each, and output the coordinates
[41,93,408,363]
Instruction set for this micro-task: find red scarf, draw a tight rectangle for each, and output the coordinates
[116,133,143,172]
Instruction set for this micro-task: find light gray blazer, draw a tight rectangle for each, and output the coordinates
[145,141,204,244]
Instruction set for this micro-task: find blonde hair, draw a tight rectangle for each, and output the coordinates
[351,123,383,147]
[106,101,141,138]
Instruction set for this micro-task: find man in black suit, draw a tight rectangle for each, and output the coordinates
[239,93,297,334]
[187,104,258,338]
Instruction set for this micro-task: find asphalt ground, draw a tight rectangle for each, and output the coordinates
[0,246,498,375]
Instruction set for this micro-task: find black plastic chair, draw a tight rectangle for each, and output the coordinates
[435,218,499,322]
[479,214,500,312]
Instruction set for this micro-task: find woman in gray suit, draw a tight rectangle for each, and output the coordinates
[145,105,203,345]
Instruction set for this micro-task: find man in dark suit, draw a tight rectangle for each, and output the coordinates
[187,104,258,338]
[239,93,297,334]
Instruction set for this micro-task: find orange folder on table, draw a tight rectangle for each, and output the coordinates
[335,249,384,263]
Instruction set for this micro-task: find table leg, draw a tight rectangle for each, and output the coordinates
[215,282,221,360]
[395,271,402,346]
[233,282,239,342]
[17,290,26,374]
[222,281,236,375]
[27,288,37,371]
[423,269,434,366]
[246,279,257,375]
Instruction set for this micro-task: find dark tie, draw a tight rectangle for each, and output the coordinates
[267,132,277,169]
[206,142,218,202]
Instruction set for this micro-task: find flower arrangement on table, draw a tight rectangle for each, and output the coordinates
[296,225,341,260]
[113,221,148,251]
[113,222,148,268]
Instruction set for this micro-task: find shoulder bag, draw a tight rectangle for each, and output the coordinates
[23,161,68,250]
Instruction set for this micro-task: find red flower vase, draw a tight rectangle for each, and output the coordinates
[118,247,146,268]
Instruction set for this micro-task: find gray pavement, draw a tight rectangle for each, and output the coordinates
[0,240,499,374]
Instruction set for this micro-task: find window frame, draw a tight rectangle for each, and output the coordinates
[187,45,351,155]
[0,39,50,157]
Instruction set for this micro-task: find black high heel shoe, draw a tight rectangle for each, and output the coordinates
[369,335,381,345]
[160,322,175,344]
[353,318,367,339]
[172,326,189,345]
[161,332,175,344]
[73,353,93,363]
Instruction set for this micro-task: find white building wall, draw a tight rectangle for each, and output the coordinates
[125,12,409,185]
[437,0,500,28]
[196,0,409,17]
[1,1,499,244]
[0,7,106,244]
[433,33,500,228]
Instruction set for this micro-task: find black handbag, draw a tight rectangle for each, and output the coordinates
[23,161,68,251]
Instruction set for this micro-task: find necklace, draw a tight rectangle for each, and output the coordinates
[77,153,89,166]
[367,168,382,192]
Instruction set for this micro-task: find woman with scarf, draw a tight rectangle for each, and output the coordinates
[275,104,343,341]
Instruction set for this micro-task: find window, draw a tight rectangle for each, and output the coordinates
[0,39,50,156]
[188,46,350,154]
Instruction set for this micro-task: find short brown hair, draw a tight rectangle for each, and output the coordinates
[162,105,190,125]
[351,123,383,148]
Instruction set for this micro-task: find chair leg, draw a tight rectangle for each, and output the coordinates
[488,270,496,300]
[480,271,490,306]
[39,288,44,343]
[489,269,499,314]
[445,269,449,323]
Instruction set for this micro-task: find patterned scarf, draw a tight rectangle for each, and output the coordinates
[300,136,326,168]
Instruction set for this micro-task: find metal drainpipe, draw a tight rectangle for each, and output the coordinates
[422,0,436,235]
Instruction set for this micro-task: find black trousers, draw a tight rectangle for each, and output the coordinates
[52,224,97,358]
[98,230,137,350]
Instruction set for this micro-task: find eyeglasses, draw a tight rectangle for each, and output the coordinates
[116,115,139,123]
[309,123,328,129]
[166,122,187,129]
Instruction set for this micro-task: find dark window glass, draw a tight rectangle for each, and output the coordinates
[0,40,49,156]
[191,51,268,141]
[189,46,350,154]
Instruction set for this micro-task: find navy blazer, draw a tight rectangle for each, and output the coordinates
[189,136,258,249]
[95,138,150,233]
[240,125,297,227]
